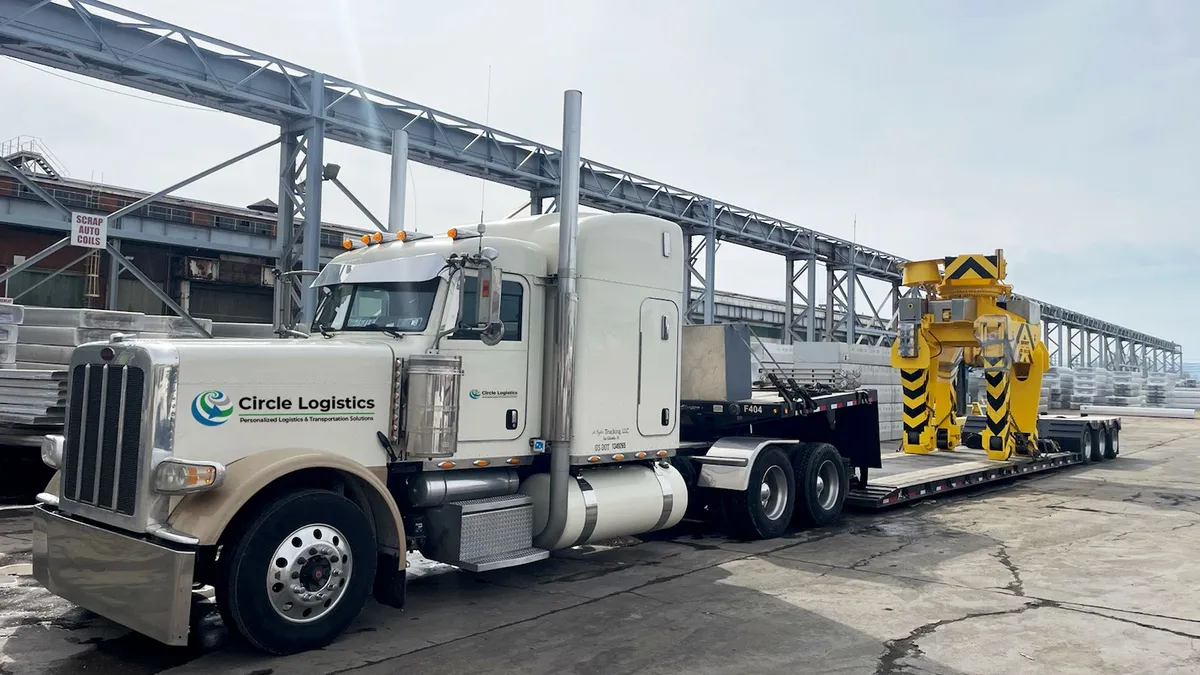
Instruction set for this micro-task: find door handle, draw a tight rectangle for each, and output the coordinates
[506,409,519,430]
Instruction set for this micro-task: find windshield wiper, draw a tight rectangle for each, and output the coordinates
[317,322,333,339]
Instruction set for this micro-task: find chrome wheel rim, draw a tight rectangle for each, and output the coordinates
[1081,435,1092,459]
[759,465,789,521]
[816,459,840,511]
[266,523,352,624]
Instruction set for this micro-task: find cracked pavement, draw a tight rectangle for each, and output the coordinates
[3,416,1200,674]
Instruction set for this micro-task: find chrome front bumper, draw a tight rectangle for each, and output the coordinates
[31,505,196,646]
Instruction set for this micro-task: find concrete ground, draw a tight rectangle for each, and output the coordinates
[2,416,1200,674]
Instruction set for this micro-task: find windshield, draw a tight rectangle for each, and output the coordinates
[313,279,440,332]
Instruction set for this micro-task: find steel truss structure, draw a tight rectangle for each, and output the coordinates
[0,0,1182,371]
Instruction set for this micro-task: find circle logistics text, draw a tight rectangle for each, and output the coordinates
[238,395,376,413]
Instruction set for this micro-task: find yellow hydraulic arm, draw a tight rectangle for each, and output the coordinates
[890,250,1050,461]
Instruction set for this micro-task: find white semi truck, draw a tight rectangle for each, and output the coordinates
[28,92,883,655]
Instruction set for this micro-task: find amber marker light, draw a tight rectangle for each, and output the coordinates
[446,228,458,239]
[342,239,353,250]
[656,450,669,457]
[635,452,647,459]
[360,234,371,244]
[473,460,490,467]
[587,456,600,463]
[506,458,521,465]
[372,231,383,243]
[396,231,407,241]
[437,461,455,469]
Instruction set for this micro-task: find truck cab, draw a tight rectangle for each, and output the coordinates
[31,211,880,655]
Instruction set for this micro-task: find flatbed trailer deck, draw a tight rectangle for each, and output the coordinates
[849,413,1123,509]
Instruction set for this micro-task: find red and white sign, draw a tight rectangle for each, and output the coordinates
[70,212,108,249]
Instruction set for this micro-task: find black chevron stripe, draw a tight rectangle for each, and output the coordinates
[983,356,1004,367]
[903,381,928,398]
[946,256,997,280]
[987,388,1009,409]
[984,372,1005,387]
[903,403,927,418]
[987,416,1007,435]
[900,369,924,383]
[904,419,929,433]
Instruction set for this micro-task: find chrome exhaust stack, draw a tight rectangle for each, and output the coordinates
[535,89,582,550]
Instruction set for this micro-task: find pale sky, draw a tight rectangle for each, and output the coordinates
[1,0,1195,355]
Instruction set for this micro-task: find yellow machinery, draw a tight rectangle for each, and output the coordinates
[890,250,1050,461]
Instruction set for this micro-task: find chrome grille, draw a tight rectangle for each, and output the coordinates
[62,363,146,516]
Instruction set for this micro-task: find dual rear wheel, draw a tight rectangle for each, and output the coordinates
[722,442,849,540]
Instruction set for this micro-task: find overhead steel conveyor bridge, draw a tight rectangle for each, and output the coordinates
[0,0,1181,371]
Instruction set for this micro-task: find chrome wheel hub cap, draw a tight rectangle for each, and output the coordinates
[760,465,789,521]
[267,523,352,624]
[816,459,840,511]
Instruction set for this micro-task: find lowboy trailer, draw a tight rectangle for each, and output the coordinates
[849,414,1122,508]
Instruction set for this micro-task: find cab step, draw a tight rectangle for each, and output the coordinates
[423,493,549,572]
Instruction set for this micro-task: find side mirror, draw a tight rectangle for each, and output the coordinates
[464,259,505,346]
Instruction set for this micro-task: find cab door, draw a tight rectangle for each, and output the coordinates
[449,273,530,448]
[638,297,680,436]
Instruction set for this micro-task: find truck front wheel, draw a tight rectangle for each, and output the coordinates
[721,446,795,540]
[217,489,378,654]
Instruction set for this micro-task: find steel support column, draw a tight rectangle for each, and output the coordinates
[806,239,818,342]
[783,257,794,345]
[703,211,716,324]
[824,267,836,342]
[684,234,709,324]
[273,131,302,333]
[845,251,857,345]
[105,238,120,309]
[300,75,327,326]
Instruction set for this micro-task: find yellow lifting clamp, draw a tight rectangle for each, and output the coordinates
[890,249,1050,461]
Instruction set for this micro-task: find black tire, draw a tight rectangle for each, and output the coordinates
[792,442,849,527]
[217,489,377,655]
[1089,427,1105,463]
[721,446,795,540]
[1102,426,1119,460]
[1076,430,1092,465]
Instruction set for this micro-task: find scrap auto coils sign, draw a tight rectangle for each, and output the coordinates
[70,212,108,249]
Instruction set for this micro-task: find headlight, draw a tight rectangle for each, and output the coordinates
[40,434,64,469]
[153,458,225,495]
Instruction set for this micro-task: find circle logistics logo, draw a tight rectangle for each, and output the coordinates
[192,390,233,427]
[468,389,481,400]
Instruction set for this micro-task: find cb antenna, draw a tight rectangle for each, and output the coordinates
[478,65,493,227]
[477,65,493,256]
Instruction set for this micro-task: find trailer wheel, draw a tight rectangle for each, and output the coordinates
[1076,430,1093,465]
[217,488,377,655]
[1107,427,1120,458]
[792,442,849,527]
[1101,426,1118,460]
[722,446,795,540]
[1088,427,1105,463]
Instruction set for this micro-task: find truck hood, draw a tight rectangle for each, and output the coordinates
[161,337,402,469]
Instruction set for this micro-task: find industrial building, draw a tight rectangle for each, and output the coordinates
[0,139,355,324]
